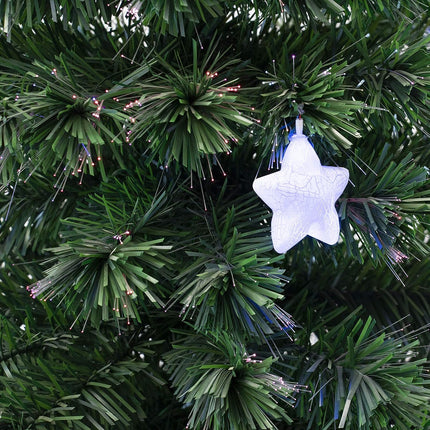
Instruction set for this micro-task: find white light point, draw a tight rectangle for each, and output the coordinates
[253,118,349,253]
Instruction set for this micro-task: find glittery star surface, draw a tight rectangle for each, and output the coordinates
[253,125,349,254]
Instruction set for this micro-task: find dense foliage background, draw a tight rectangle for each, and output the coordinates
[0,1,429,428]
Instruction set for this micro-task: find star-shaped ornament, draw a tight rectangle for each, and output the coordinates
[253,118,349,254]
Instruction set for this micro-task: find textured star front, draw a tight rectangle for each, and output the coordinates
[253,119,349,253]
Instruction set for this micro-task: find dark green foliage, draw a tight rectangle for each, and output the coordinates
[0,317,164,428]
[0,173,79,258]
[164,330,296,429]
[171,190,293,346]
[126,40,253,174]
[0,1,114,40]
[340,139,430,270]
[0,1,429,429]
[261,34,363,151]
[138,0,224,36]
[27,178,175,327]
[289,313,430,429]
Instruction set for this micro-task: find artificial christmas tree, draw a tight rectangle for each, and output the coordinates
[0,1,429,429]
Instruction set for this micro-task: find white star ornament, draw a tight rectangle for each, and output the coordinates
[253,119,349,254]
